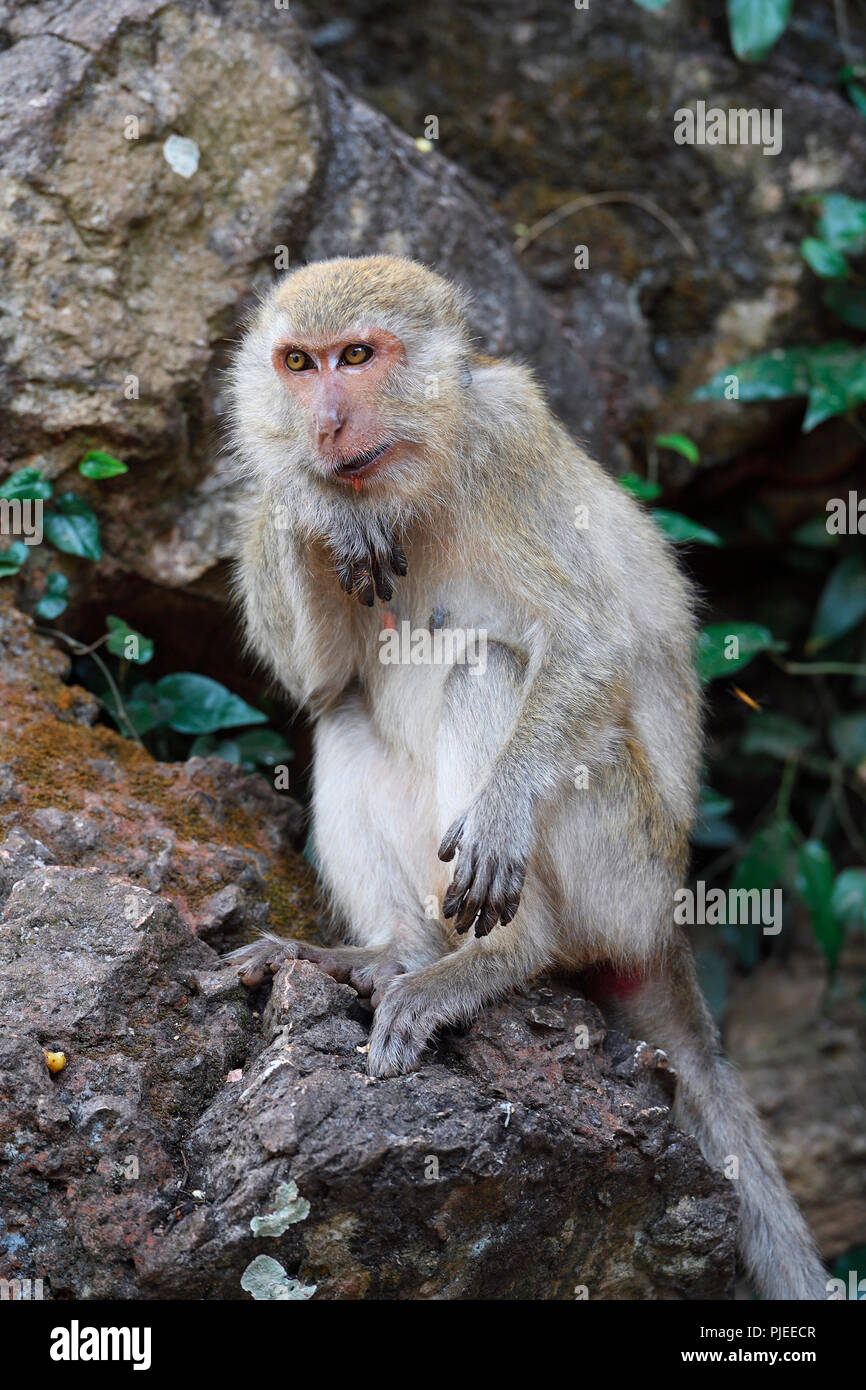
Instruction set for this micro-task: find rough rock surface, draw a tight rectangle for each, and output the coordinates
[0,0,603,596]
[0,886,737,1300]
[146,969,736,1301]
[0,603,738,1298]
[296,0,866,473]
[0,591,318,946]
[726,940,866,1262]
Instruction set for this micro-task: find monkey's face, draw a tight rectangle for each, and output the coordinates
[230,257,472,517]
[270,325,410,490]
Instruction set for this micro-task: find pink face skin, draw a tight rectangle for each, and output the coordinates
[272,326,406,489]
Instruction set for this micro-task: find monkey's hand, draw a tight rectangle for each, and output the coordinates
[332,535,408,607]
[438,792,530,937]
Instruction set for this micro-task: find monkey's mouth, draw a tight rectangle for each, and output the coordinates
[332,441,393,481]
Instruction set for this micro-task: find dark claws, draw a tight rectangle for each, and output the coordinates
[332,536,407,605]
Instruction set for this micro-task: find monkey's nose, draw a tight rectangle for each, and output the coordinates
[316,410,345,448]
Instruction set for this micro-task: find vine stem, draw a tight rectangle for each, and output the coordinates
[772,655,866,678]
[37,627,145,749]
[513,190,699,257]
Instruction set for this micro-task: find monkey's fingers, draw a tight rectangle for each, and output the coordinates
[476,862,526,934]
[370,552,394,603]
[354,566,376,606]
[438,815,466,864]
[390,543,408,577]
[335,556,355,595]
[442,848,477,921]
[451,862,496,935]
[474,898,500,937]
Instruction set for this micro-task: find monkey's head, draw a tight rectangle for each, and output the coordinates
[229,256,473,522]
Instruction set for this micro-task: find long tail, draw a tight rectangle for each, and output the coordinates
[589,942,827,1301]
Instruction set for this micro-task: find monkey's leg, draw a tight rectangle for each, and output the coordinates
[368,647,559,1077]
[228,692,446,997]
[225,932,406,1004]
[312,690,448,973]
[367,887,555,1077]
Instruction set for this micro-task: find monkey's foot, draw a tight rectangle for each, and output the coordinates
[226,934,405,1006]
[367,975,443,1078]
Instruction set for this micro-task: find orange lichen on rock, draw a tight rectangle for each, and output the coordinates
[0,593,320,945]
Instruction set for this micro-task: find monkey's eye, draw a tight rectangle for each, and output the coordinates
[341,344,374,366]
[284,349,314,372]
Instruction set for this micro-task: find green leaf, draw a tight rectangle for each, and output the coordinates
[0,467,52,501]
[693,342,866,431]
[829,713,866,769]
[692,786,738,849]
[832,869,866,930]
[790,515,840,550]
[746,500,776,543]
[78,450,128,480]
[42,493,101,560]
[693,348,811,403]
[105,615,154,665]
[808,555,866,651]
[800,237,848,279]
[695,947,730,1022]
[846,83,866,118]
[696,622,785,683]
[741,713,816,760]
[822,282,866,330]
[234,729,294,767]
[653,510,723,546]
[812,193,866,254]
[733,819,798,895]
[35,572,69,621]
[699,786,735,820]
[801,344,866,432]
[726,0,792,62]
[797,840,842,970]
[103,679,175,735]
[189,734,242,764]
[0,541,30,577]
[653,433,700,464]
[619,472,663,501]
[153,673,268,735]
[728,819,797,963]
[630,0,672,10]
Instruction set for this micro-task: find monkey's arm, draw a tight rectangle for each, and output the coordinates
[237,502,358,712]
[439,608,622,934]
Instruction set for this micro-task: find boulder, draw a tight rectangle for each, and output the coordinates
[0,0,602,597]
[0,603,738,1298]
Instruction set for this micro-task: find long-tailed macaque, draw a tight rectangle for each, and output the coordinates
[226,255,825,1300]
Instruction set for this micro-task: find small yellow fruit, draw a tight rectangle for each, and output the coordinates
[43,1050,67,1074]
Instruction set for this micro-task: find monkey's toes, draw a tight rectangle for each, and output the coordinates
[366,984,434,1078]
[224,934,304,987]
[348,958,406,1007]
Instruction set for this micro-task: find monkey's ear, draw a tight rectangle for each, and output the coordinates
[460,362,473,388]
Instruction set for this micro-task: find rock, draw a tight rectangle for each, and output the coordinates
[0,906,737,1299]
[726,940,866,1262]
[0,867,252,1299]
[295,0,866,472]
[0,0,602,602]
[0,590,319,943]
